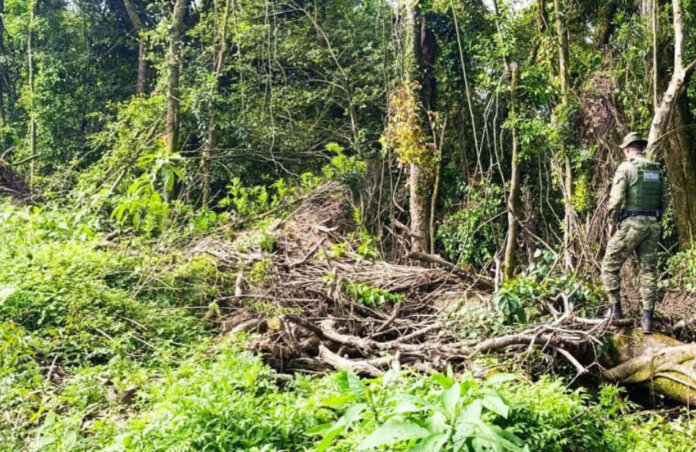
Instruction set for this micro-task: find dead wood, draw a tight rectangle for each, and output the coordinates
[602,331,696,405]
[194,181,696,407]
[318,345,393,377]
[408,251,493,290]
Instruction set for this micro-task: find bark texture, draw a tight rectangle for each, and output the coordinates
[202,0,232,206]
[644,0,696,248]
[503,63,521,280]
[166,0,187,156]
[604,330,696,405]
[123,0,147,95]
[404,1,431,253]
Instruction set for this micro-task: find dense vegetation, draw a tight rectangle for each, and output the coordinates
[3,0,696,450]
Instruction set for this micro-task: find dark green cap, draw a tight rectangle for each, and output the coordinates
[619,132,648,150]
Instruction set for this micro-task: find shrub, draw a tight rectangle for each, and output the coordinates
[493,250,603,324]
[437,182,505,270]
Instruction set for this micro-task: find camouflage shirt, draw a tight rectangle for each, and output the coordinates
[607,154,666,225]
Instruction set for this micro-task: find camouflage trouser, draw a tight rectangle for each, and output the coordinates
[601,216,661,311]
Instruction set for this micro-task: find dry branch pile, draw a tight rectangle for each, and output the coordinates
[194,182,489,375]
[194,181,696,405]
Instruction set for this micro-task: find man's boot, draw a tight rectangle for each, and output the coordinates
[605,301,623,320]
[641,309,654,335]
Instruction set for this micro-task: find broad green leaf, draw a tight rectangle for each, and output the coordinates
[313,403,366,452]
[322,393,355,407]
[425,412,449,435]
[408,433,448,452]
[453,400,482,445]
[442,383,461,419]
[314,425,345,452]
[485,373,518,386]
[389,398,423,416]
[432,372,453,389]
[482,394,509,419]
[337,371,366,399]
[306,423,332,436]
[359,420,432,450]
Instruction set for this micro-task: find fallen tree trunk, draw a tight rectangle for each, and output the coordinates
[602,330,696,405]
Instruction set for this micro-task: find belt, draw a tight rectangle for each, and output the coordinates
[619,209,661,221]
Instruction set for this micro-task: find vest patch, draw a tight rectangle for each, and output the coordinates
[643,171,660,181]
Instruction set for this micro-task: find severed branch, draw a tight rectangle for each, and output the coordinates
[408,251,494,290]
[317,345,394,377]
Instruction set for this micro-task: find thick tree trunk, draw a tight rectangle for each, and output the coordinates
[0,0,6,124]
[643,0,696,248]
[409,163,428,253]
[503,63,521,280]
[604,330,696,406]
[405,1,429,253]
[663,98,696,247]
[137,37,147,95]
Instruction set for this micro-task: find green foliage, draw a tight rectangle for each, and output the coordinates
[111,147,184,234]
[493,250,603,324]
[354,230,380,260]
[500,378,632,451]
[322,142,367,186]
[248,259,274,286]
[0,203,221,449]
[219,177,283,217]
[662,243,696,292]
[106,340,331,452]
[315,370,526,452]
[344,282,402,307]
[437,182,505,269]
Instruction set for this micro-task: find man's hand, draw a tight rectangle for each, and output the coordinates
[608,224,616,238]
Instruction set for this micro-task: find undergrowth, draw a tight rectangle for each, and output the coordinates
[1,200,696,451]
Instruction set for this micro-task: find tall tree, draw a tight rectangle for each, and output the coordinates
[166,0,187,161]
[554,0,574,268]
[201,0,231,206]
[503,63,521,280]
[404,0,429,253]
[27,0,36,185]
[645,0,696,249]
[122,0,147,95]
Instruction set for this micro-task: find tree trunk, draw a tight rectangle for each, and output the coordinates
[641,0,655,17]
[405,1,429,253]
[123,0,147,95]
[644,0,696,248]
[136,37,147,95]
[202,0,231,206]
[663,97,696,247]
[503,63,521,280]
[27,1,36,187]
[409,163,428,253]
[166,0,186,156]
[0,0,6,125]
[554,0,574,269]
[603,330,696,406]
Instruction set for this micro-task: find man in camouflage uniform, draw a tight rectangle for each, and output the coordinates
[602,132,664,334]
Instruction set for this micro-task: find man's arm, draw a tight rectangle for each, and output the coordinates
[607,164,628,234]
